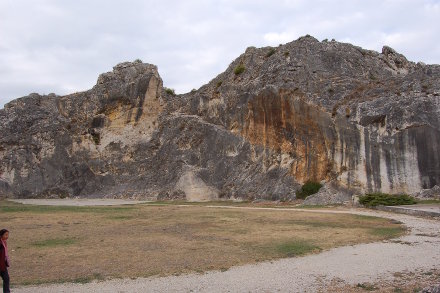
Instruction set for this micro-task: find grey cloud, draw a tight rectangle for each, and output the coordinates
[1,0,439,108]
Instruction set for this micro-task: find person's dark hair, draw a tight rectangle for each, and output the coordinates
[0,229,8,237]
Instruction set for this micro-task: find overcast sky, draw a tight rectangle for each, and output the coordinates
[1,0,439,108]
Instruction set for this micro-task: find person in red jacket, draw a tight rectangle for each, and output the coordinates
[0,229,9,293]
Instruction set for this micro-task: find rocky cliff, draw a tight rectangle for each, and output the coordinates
[1,36,439,200]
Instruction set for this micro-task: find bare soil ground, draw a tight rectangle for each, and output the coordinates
[0,199,404,287]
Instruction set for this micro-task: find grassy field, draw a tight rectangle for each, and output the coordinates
[0,200,405,285]
[416,199,440,205]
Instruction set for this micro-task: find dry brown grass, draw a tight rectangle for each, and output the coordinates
[0,200,405,285]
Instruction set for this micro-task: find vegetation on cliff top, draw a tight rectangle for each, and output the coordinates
[234,64,245,75]
[164,87,176,95]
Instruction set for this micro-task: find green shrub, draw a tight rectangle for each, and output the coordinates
[164,87,175,95]
[216,81,223,88]
[359,193,417,207]
[234,64,245,75]
[296,181,323,199]
[356,283,378,291]
[134,58,143,63]
[90,132,100,145]
[266,48,276,57]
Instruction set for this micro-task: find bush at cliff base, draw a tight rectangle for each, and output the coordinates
[296,181,323,199]
[359,193,417,207]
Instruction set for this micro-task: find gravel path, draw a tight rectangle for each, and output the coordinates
[13,207,440,292]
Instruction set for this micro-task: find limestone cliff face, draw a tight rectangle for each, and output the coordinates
[0,61,166,198]
[1,36,439,199]
[169,36,440,195]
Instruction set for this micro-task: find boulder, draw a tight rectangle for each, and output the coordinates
[413,185,440,199]
[302,183,352,206]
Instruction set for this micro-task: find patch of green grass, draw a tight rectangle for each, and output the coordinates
[1,201,135,214]
[274,240,320,257]
[353,214,386,221]
[416,199,440,204]
[72,273,104,284]
[356,282,378,291]
[17,273,104,286]
[142,200,252,207]
[295,205,333,209]
[109,215,133,220]
[296,181,323,199]
[17,278,68,286]
[288,219,349,229]
[359,193,417,207]
[285,215,403,231]
[234,64,245,75]
[32,238,77,248]
[370,227,405,238]
[369,72,377,80]
[90,132,100,145]
[265,48,276,57]
[164,87,176,95]
[231,228,249,234]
